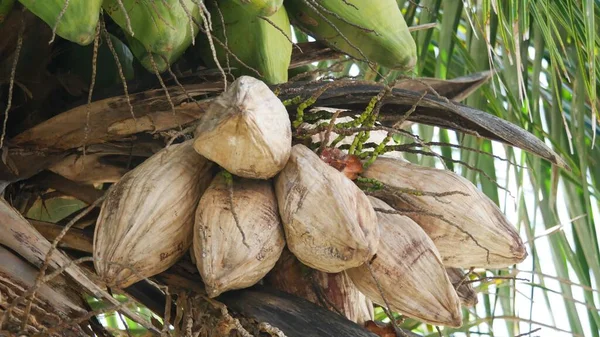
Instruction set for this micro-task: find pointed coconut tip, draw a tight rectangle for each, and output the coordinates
[93,263,138,289]
[507,234,528,264]
[348,197,462,327]
[205,283,224,298]
[95,261,173,289]
[447,311,464,328]
[465,199,528,268]
[446,268,479,307]
[420,278,463,327]
[364,157,527,269]
[193,75,291,179]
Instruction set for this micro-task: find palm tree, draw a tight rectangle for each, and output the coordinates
[0,1,597,336]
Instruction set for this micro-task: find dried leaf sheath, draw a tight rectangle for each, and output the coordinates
[0,246,88,336]
[94,140,214,288]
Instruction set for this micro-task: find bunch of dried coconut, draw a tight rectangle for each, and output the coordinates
[91,75,532,330]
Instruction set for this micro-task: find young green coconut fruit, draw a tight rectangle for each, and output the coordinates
[275,144,379,273]
[363,157,527,268]
[346,197,463,328]
[193,76,292,179]
[94,140,214,288]
[231,0,284,17]
[18,0,103,45]
[286,0,417,70]
[193,174,285,298]
[199,0,292,84]
[103,0,200,72]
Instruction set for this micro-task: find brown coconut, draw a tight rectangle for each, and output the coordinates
[363,156,527,268]
[193,174,285,297]
[264,248,374,325]
[346,197,463,327]
[94,140,214,288]
[193,76,291,179]
[446,267,478,307]
[275,144,379,273]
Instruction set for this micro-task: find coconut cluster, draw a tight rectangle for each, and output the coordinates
[93,76,527,328]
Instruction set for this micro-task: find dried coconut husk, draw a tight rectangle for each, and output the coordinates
[193,76,292,179]
[193,174,285,298]
[346,197,463,328]
[275,144,379,273]
[363,157,527,268]
[94,140,214,288]
[264,248,374,325]
[446,267,478,307]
